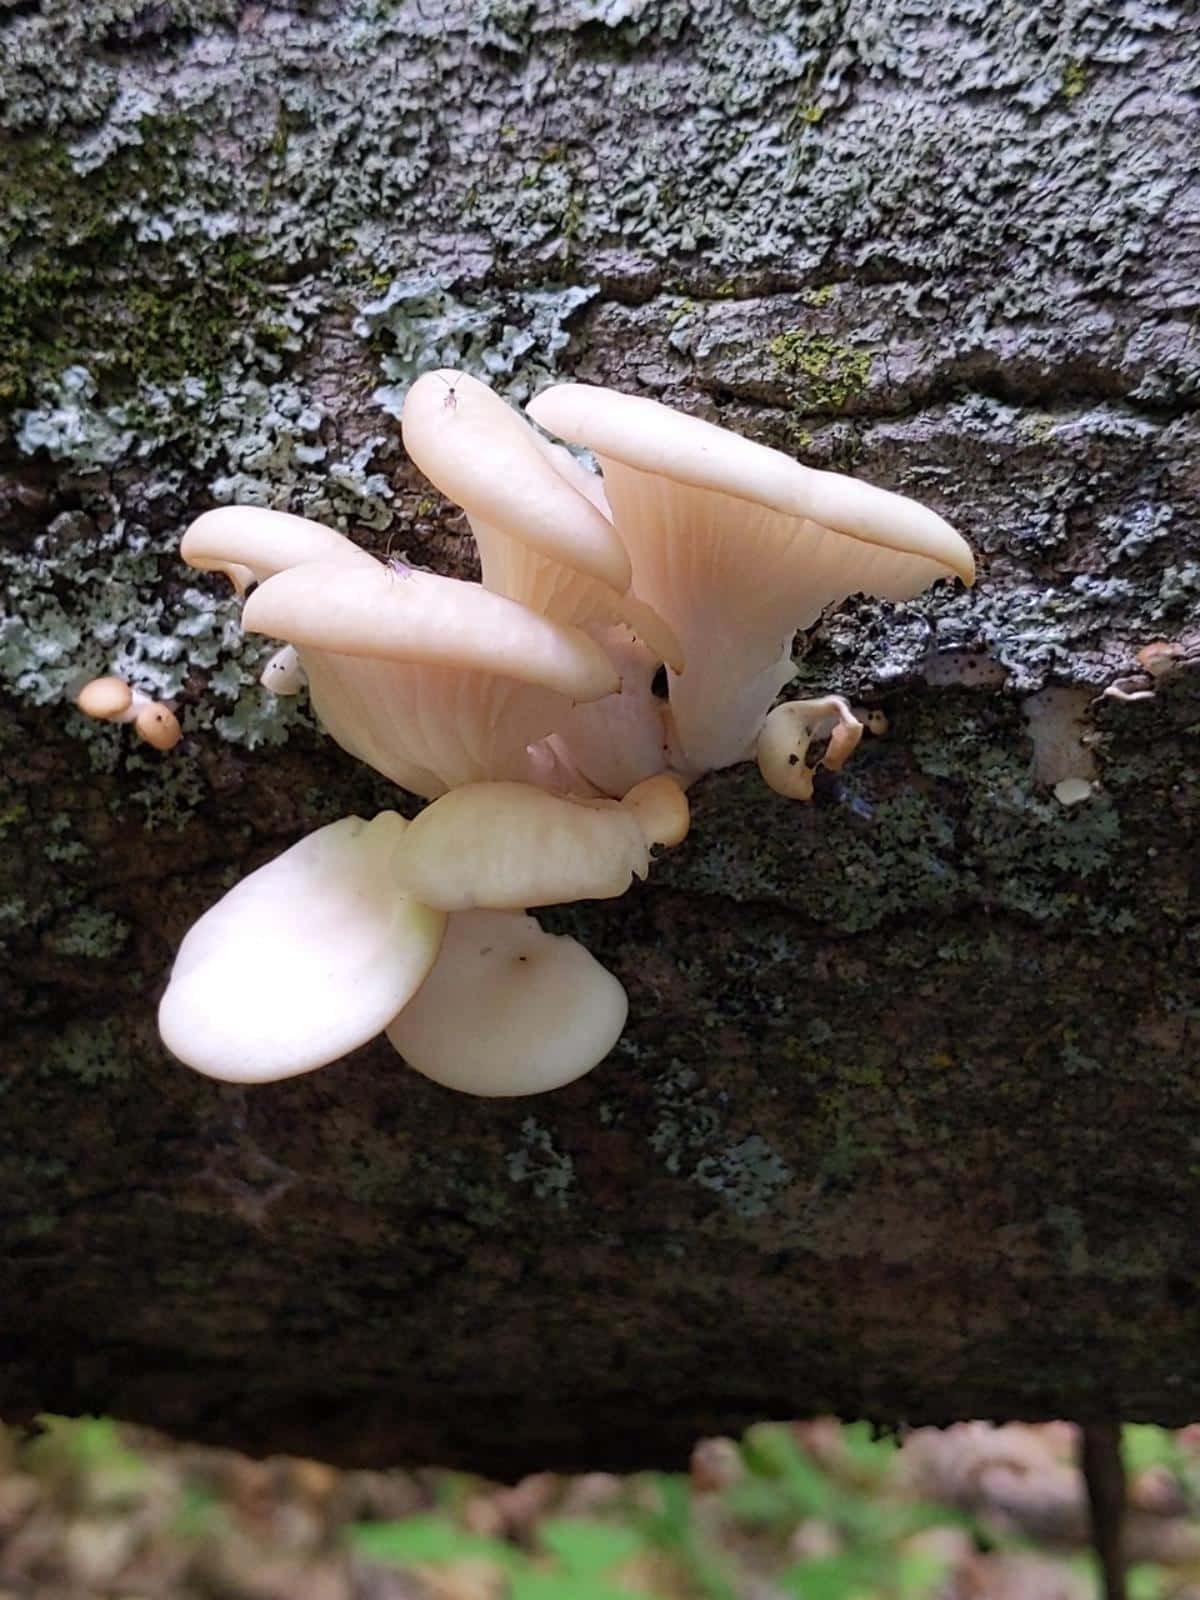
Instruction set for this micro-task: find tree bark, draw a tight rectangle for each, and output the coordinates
[1,0,1198,1475]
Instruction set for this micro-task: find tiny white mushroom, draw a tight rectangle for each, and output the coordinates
[260,644,305,695]
[1054,777,1094,807]
[386,909,627,1097]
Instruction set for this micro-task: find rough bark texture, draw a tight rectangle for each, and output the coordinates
[1,0,1198,1474]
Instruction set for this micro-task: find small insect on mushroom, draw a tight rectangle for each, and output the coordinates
[435,373,459,411]
[382,531,415,582]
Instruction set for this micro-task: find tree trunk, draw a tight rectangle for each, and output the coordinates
[2,0,1197,1475]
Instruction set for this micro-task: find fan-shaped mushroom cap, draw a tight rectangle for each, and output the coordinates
[159,813,445,1083]
[386,908,627,1096]
[392,782,653,911]
[181,507,373,594]
[528,383,973,774]
[242,560,620,797]
[244,561,617,701]
[402,371,682,672]
[403,370,630,593]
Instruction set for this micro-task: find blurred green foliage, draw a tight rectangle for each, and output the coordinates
[7,1414,1200,1598]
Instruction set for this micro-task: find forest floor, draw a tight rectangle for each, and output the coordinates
[3,1416,1200,1600]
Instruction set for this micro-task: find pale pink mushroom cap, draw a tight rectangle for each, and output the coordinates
[241,558,620,798]
[527,383,974,775]
[386,908,627,1096]
[181,506,374,594]
[402,370,682,674]
[158,813,446,1082]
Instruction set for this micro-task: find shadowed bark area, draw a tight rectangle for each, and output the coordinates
[1,0,1198,1474]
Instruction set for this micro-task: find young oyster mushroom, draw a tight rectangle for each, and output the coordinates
[526,383,974,778]
[392,776,689,911]
[756,696,863,801]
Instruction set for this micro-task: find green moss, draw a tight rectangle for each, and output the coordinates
[1061,60,1087,100]
[0,125,272,411]
[768,329,871,413]
[49,1019,131,1084]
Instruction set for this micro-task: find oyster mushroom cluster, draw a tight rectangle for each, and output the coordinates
[158,372,973,1097]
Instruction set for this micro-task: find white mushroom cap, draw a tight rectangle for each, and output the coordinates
[527,382,973,774]
[391,782,653,911]
[158,812,446,1083]
[402,371,682,672]
[386,908,627,1096]
[241,559,620,797]
[181,506,374,594]
[260,644,305,695]
[243,561,617,699]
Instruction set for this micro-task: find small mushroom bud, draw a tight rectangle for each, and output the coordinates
[1054,777,1093,807]
[260,644,305,695]
[134,702,181,751]
[620,773,689,847]
[76,676,134,721]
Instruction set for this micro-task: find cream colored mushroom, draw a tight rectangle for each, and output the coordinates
[756,697,863,800]
[158,812,445,1082]
[386,909,627,1096]
[134,701,182,751]
[75,676,179,750]
[241,558,619,797]
[391,777,689,912]
[76,675,139,721]
[527,382,973,778]
[260,644,305,695]
[402,370,682,672]
[181,505,374,594]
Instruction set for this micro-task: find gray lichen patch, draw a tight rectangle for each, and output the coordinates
[506,1116,576,1209]
[693,1135,793,1222]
